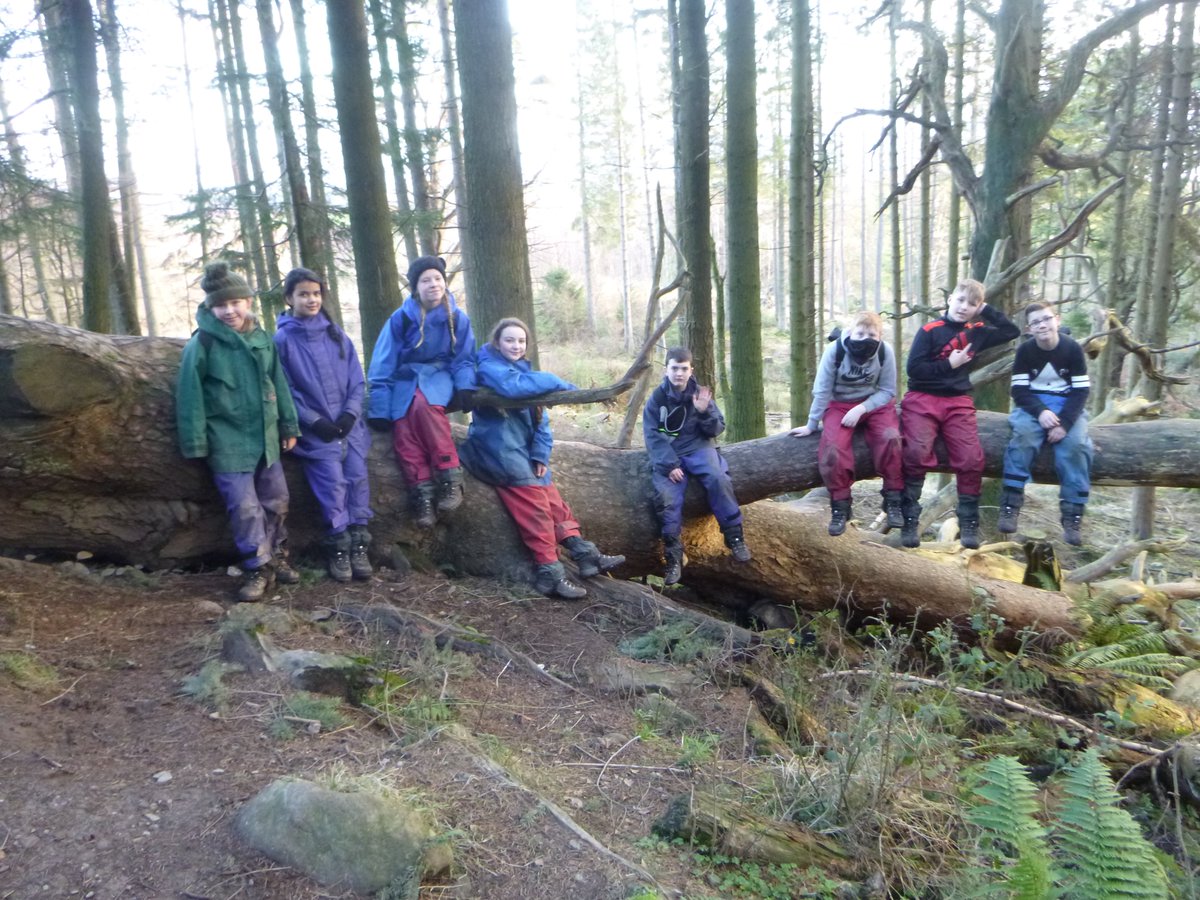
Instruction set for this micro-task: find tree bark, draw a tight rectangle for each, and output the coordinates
[788,0,816,421]
[17,321,1200,638]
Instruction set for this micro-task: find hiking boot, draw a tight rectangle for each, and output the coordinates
[997,488,1025,535]
[723,525,753,563]
[662,534,684,586]
[348,525,373,580]
[828,499,852,537]
[882,490,904,532]
[900,479,924,548]
[562,535,625,579]
[322,532,352,583]
[533,562,587,600]
[957,494,981,550]
[1060,501,1085,546]
[435,467,465,514]
[237,565,274,602]
[273,543,301,585]
[409,480,437,529]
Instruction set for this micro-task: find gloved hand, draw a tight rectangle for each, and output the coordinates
[334,412,357,436]
[309,417,341,442]
[448,389,477,413]
[367,417,393,433]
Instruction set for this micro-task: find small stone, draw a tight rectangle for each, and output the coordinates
[568,839,582,850]
[227,565,242,577]
[76,551,94,561]
[143,813,160,823]
[151,771,172,784]
[566,797,583,809]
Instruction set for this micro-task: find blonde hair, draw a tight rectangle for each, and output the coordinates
[413,298,457,350]
[849,311,884,334]
[949,279,985,306]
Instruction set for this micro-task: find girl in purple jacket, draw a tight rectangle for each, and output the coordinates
[274,268,373,582]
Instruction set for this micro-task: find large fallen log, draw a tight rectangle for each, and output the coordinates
[4,315,1195,635]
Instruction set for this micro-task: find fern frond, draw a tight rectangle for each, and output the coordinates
[1066,629,1167,667]
[1052,748,1168,899]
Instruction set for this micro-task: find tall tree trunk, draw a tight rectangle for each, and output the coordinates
[918,0,933,310]
[287,0,341,317]
[788,0,815,422]
[368,0,418,262]
[573,17,596,333]
[453,0,537,357]
[389,0,437,255]
[725,0,764,440]
[612,15,632,354]
[946,0,966,291]
[677,0,713,385]
[61,0,116,334]
[888,1,903,352]
[36,0,81,197]
[435,0,471,299]
[325,0,403,362]
[177,0,211,261]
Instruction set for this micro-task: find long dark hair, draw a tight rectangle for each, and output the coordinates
[282,267,344,358]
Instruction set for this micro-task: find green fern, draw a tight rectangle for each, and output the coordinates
[1062,619,1197,693]
[1053,748,1168,899]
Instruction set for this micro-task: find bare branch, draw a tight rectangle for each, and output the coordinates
[876,135,942,216]
[1004,176,1061,209]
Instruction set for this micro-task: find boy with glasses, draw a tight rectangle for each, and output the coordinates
[998,301,1092,544]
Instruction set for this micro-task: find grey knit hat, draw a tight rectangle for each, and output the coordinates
[202,261,253,307]
[405,255,447,291]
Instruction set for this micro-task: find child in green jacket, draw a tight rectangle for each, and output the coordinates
[176,262,301,601]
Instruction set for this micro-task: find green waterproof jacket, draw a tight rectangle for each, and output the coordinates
[175,303,300,473]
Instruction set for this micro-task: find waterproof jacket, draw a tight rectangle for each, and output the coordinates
[803,334,897,431]
[274,309,370,461]
[642,376,726,476]
[459,344,576,487]
[906,304,1020,396]
[176,303,299,473]
[366,293,476,420]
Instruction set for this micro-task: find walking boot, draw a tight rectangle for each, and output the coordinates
[997,488,1025,535]
[409,480,437,529]
[723,524,753,563]
[900,479,924,548]
[533,561,587,600]
[348,525,373,580]
[562,535,625,579]
[322,532,352,583]
[435,467,465,514]
[273,542,301,585]
[1060,501,1085,546]
[957,494,981,549]
[237,564,274,602]
[882,490,905,533]
[662,534,684,586]
[828,498,852,537]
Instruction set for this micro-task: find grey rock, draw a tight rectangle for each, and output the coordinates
[590,657,701,697]
[1171,669,1200,709]
[234,777,451,896]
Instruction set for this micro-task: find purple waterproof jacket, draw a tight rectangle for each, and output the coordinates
[274,310,370,461]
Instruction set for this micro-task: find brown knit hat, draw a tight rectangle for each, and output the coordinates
[202,261,253,307]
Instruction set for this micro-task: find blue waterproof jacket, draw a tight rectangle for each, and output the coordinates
[642,376,726,476]
[459,344,576,487]
[274,309,370,461]
[366,293,476,420]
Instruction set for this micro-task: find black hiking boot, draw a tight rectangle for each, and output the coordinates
[348,525,373,580]
[662,534,684,586]
[409,480,437,529]
[882,490,904,533]
[562,536,625,579]
[723,524,752,563]
[236,565,274,602]
[1060,501,1085,546]
[435,467,465,514]
[533,562,587,600]
[828,499,852,537]
[997,488,1025,535]
[957,494,981,550]
[322,532,352,583]
[900,479,924,548]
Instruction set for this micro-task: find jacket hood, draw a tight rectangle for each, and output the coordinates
[276,308,336,333]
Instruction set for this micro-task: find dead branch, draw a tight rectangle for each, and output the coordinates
[1066,538,1188,584]
[1004,176,1061,209]
[876,135,943,216]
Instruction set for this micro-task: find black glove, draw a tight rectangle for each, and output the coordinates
[449,389,477,413]
[367,417,393,433]
[309,417,341,442]
[334,412,357,436]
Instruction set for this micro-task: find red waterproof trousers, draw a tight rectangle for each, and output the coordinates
[900,391,985,496]
[818,401,904,500]
[391,388,460,485]
[495,483,582,564]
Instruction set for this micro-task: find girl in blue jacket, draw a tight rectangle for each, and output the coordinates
[460,318,624,599]
[275,268,373,582]
[367,256,476,528]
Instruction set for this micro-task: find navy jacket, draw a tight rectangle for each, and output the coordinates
[642,376,725,476]
[906,305,1019,396]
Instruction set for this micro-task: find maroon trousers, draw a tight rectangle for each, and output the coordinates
[818,401,903,500]
[900,391,984,496]
[391,388,460,485]
[495,483,581,564]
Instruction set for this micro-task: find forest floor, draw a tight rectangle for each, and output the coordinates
[2,481,1199,900]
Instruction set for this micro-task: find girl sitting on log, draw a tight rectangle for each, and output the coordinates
[459,318,624,599]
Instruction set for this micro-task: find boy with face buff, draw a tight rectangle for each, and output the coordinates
[176,261,301,602]
[274,267,374,582]
[367,256,477,529]
[790,311,904,536]
[899,279,1020,549]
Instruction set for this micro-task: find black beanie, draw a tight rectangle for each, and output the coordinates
[406,255,446,291]
[201,261,253,307]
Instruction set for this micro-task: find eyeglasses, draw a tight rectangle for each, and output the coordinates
[1027,316,1056,328]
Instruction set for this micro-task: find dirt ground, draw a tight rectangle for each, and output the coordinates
[0,554,768,900]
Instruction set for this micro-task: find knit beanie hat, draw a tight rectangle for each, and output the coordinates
[405,255,447,291]
[202,261,253,307]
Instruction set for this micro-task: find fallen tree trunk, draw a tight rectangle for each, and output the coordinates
[5,316,1196,635]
